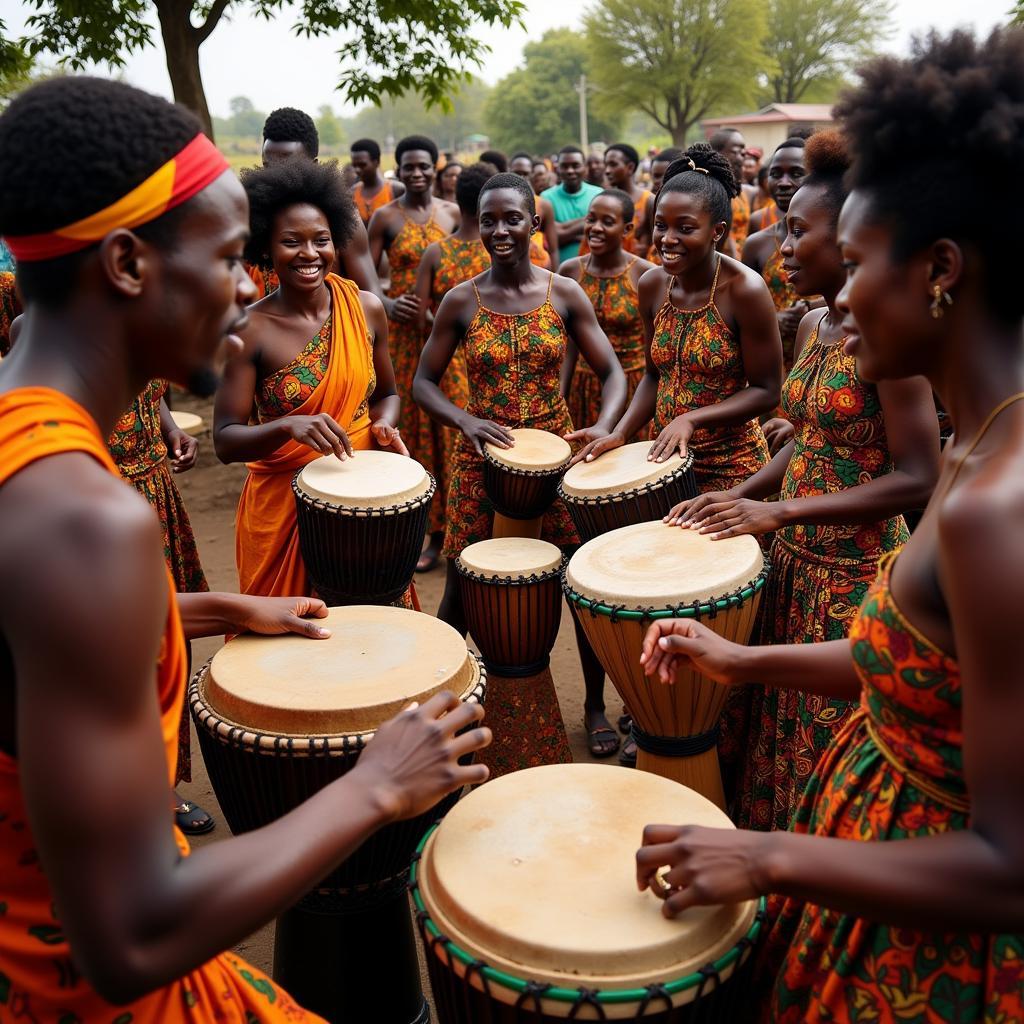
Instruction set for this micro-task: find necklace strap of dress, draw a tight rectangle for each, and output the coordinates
[545,269,554,302]
[944,391,1024,492]
[708,253,722,303]
[471,277,483,307]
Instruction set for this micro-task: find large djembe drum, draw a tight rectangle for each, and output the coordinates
[190,606,486,1024]
[412,763,764,1022]
[564,522,767,808]
[483,428,571,539]
[558,442,698,543]
[455,537,571,776]
[293,450,435,605]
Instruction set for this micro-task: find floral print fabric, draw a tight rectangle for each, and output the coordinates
[732,324,909,832]
[441,274,579,558]
[650,260,769,492]
[761,555,1024,1022]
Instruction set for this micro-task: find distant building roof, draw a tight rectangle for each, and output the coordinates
[703,104,835,128]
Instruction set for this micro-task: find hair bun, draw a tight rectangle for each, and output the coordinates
[804,130,849,178]
[685,142,739,198]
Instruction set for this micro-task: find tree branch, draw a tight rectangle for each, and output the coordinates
[195,0,232,44]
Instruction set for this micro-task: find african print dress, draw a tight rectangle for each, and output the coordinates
[760,555,1024,1022]
[108,379,208,784]
[568,256,645,438]
[387,212,453,533]
[650,258,770,493]
[0,270,21,357]
[762,240,802,369]
[245,262,280,300]
[731,191,751,252]
[441,271,578,558]
[733,321,909,832]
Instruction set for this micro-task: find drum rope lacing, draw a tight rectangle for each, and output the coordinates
[557,454,696,507]
[630,722,720,758]
[560,561,771,623]
[409,826,768,1010]
[291,472,436,518]
[482,449,572,477]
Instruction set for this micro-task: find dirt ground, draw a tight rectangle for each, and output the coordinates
[169,388,624,980]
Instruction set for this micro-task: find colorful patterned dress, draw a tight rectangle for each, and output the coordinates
[731,191,751,252]
[441,271,578,558]
[107,379,208,784]
[762,240,802,369]
[0,271,21,357]
[245,262,280,300]
[568,256,645,437]
[428,238,482,531]
[387,212,451,533]
[650,257,770,492]
[761,554,1024,1022]
[354,180,396,225]
[733,320,909,832]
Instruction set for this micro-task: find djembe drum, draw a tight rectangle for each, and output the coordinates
[190,605,486,1024]
[564,522,767,808]
[558,442,698,543]
[483,428,571,539]
[293,450,434,605]
[455,538,571,776]
[412,763,764,1022]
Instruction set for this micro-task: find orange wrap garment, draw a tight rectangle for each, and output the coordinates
[235,274,374,598]
[0,386,322,1021]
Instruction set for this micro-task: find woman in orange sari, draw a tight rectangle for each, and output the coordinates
[214,158,407,599]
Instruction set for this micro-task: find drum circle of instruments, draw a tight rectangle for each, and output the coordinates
[455,538,571,776]
[564,522,768,809]
[410,763,765,1022]
[558,442,698,543]
[483,428,572,540]
[292,449,435,605]
[189,605,486,1024]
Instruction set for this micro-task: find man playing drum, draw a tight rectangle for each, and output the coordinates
[0,77,490,1022]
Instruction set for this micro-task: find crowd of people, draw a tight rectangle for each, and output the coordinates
[0,23,1022,1023]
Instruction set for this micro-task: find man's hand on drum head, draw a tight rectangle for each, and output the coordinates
[460,415,515,455]
[353,691,491,821]
[679,497,785,539]
[284,413,355,460]
[663,490,734,527]
[234,595,332,639]
[639,620,743,687]
[636,824,771,917]
[647,415,694,463]
[371,420,410,457]
[568,428,624,466]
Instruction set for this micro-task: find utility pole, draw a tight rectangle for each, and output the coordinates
[576,73,589,150]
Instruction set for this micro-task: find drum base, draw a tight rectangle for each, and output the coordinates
[635,747,726,811]
[492,511,542,540]
[274,890,429,1024]
[476,668,572,780]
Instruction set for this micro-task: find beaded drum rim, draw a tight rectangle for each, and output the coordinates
[292,470,436,518]
[561,562,770,622]
[557,451,696,507]
[410,825,766,1011]
[481,448,571,479]
[189,655,486,755]
[454,560,565,588]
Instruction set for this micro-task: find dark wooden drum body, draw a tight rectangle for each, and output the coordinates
[558,442,698,543]
[190,606,485,1024]
[293,450,434,605]
[483,428,571,539]
[412,764,765,1023]
[455,538,564,677]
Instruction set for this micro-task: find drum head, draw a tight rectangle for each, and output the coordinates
[566,521,764,607]
[296,450,430,508]
[204,606,475,734]
[484,428,571,472]
[170,410,204,433]
[457,537,562,579]
[419,763,755,987]
[560,442,690,499]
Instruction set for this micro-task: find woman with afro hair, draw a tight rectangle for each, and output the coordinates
[214,157,408,600]
[637,29,1024,1021]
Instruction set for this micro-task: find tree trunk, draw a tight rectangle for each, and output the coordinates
[672,121,691,146]
[154,0,214,138]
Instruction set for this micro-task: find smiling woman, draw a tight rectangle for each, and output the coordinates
[213,158,408,599]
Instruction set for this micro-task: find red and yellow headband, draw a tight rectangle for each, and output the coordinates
[5,134,230,262]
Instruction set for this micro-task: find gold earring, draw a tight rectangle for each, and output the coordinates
[930,284,953,319]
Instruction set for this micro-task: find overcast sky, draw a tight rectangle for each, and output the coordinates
[0,0,1013,119]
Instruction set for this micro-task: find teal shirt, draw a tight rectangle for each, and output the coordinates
[542,182,603,263]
